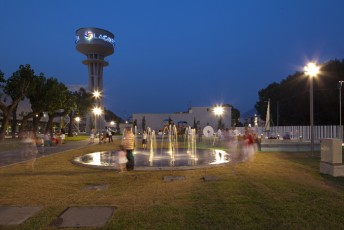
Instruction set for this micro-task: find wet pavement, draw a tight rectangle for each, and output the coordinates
[0,139,94,167]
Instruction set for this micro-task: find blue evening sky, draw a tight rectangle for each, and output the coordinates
[1,0,344,119]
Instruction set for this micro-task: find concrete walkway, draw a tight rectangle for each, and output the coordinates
[0,139,95,167]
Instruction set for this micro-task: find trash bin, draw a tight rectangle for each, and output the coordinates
[321,138,342,164]
[320,138,344,177]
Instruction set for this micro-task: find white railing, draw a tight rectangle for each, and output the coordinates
[234,126,342,140]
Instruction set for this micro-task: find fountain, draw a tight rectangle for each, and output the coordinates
[73,125,233,170]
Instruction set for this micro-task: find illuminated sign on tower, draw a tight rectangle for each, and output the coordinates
[75,27,115,132]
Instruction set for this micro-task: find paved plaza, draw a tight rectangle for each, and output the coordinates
[0,139,93,167]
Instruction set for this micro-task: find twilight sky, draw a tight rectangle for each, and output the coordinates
[1,0,344,119]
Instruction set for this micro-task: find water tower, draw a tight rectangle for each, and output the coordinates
[75,27,115,132]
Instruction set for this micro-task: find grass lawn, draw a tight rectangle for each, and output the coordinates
[65,134,90,141]
[1,140,344,229]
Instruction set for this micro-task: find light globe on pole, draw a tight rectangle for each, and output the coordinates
[304,62,319,156]
[93,90,101,99]
[75,116,81,133]
[213,105,224,117]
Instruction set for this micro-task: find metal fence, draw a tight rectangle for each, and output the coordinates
[234,125,342,140]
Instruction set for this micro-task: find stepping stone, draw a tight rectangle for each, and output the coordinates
[201,175,219,181]
[0,206,42,225]
[84,184,109,191]
[52,206,115,228]
[163,175,186,182]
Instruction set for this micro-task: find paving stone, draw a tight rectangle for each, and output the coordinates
[201,175,219,181]
[163,175,186,182]
[52,206,115,228]
[84,184,109,191]
[0,206,42,225]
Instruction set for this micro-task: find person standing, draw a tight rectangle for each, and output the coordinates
[122,128,135,171]
[90,128,95,143]
[60,128,66,144]
[108,127,113,143]
[243,128,256,162]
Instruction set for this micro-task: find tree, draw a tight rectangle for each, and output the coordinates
[66,88,93,137]
[193,117,197,130]
[0,65,34,141]
[141,116,146,131]
[223,103,240,127]
[116,118,120,134]
[133,119,137,134]
[43,78,71,135]
[104,109,122,123]
[19,73,47,138]
[255,59,344,125]
[217,116,225,130]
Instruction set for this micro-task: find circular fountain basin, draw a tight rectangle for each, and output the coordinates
[73,148,232,171]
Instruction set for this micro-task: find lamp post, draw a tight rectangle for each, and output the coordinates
[213,105,224,146]
[75,117,80,133]
[213,105,224,129]
[339,81,344,140]
[304,62,319,156]
[93,90,102,136]
[93,107,102,144]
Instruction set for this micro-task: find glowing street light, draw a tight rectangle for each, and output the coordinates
[213,105,224,117]
[93,90,101,99]
[213,105,224,141]
[304,62,320,156]
[92,90,102,137]
[75,116,80,133]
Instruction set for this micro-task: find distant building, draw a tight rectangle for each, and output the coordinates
[132,106,232,133]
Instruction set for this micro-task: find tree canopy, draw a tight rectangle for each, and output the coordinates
[255,59,344,125]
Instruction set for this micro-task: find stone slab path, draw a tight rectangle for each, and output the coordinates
[52,206,115,228]
[0,206,42,225]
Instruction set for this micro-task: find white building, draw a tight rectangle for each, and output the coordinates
[132,106,232,133]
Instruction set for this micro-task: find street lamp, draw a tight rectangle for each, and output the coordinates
[214,105,224,117]
[92,90,102,134]
[213,105,224,129]
[304,62,320,156]
[75,117,80,133]
[339,81,344,140]
[93,106,102,144]
[212,105,224,146]
[93,90,101,99]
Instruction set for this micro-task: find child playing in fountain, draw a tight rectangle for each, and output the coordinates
[117,145,128,173]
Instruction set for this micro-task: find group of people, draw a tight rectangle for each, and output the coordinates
[89,127,114,144]
[222,127,258,162]
[116,128,150,172]
[44,128,66,146]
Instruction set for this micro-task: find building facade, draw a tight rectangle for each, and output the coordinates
[132,106,232,133]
